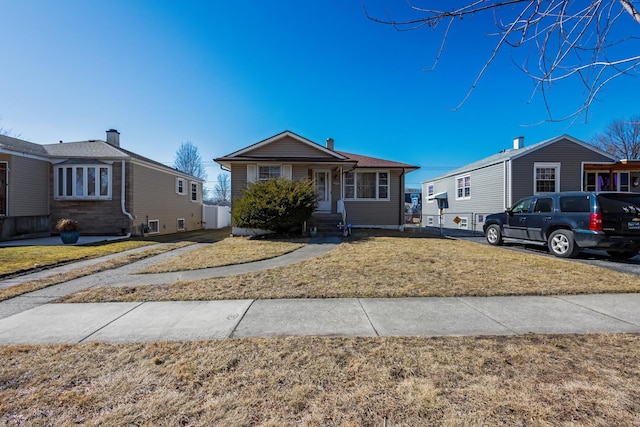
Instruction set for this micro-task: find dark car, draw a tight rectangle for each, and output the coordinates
[483,192,640,259]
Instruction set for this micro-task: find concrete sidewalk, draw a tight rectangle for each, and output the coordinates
[1,235,639,344]
[0,293,638,344]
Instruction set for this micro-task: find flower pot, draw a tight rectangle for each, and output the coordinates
[60,231,80,244]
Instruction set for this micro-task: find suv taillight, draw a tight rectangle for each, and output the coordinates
[589,213,603,231]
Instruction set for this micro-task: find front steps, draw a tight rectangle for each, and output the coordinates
[307,213,343,237]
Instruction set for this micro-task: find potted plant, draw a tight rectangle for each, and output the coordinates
[56,218,80,244]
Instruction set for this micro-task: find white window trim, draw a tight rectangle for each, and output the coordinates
[533,162,561,194]
[177,218,185,231]
[176,177,186,195]
[455,174,471,200]
[247,164,292,184]
[0,161,7,216]
[458,217,469,229]
[343,170,390,201]
[426,183,435,203]
[54,163,112,200]
[148,219,160,234]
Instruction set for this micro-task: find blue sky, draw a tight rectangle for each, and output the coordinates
[1,1,638,191]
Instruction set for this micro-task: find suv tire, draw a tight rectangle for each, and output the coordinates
[606,249,640,260]
[485,224,503,246]
[548,229,580,258]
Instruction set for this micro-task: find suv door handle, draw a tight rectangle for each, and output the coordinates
[543,216,552,221]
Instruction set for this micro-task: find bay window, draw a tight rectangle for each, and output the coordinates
[55,163,112,200]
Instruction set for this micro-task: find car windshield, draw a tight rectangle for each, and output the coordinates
[597,194,640,214]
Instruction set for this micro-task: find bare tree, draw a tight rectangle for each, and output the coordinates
[364,1,640,122]
[591,115,640,159]
[212,172,231,204]
[174,141,208,198]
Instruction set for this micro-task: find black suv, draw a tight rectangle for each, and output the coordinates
[483,192,640,259]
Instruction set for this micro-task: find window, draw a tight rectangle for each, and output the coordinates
[177,218,185,231]
[343,171,390,200]
[190,181,199,202]
[426,183,434,203]
[0,162,7,216]
[458,217,468,229]
[258,165,281,181]
[586,172,629,192]
[147,220,159,234]
[511,197,533,214]
[620,173,630,192]
[54,164,111,199]
[534,163,560,193]
[533,197,554,213]
[176,178,186,195]
[427,216,434,226]
[456,175,471,199]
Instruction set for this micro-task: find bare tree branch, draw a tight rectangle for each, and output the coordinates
[591,115,640,159]
[364,0,640,122]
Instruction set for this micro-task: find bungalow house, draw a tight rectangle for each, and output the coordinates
[0,129,204,241]
[214,131,419,234]
[421,134,621,234]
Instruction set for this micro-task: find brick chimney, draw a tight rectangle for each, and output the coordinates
[326,137,334,150]
[106,129,120,147]
[513,136,524,150]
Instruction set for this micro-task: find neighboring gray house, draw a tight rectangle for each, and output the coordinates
[1,130,205,241]
[215,130,419,234]
[421,135,619,233]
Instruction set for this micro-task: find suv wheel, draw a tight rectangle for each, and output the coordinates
[548,229,580,258]
[606,249,640,260]
[485,224,503,246]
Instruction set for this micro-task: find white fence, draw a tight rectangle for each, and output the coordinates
[203,205,231,229]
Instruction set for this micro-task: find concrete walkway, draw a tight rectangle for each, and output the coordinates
[0,236,639,344]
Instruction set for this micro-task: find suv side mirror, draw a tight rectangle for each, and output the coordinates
[505,208,513,216]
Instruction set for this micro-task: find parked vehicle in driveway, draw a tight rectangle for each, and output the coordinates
[483,192,640,259]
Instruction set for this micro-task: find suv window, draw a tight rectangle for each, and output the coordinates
[597,194,640,214]
[511,197,533,214]
[533,198,553,213]
[560,195,591,212]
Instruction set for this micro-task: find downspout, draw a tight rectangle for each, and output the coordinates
[121,160,133,237]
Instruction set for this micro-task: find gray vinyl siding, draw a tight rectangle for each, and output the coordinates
[131,162,202,234]
[9,156,49,216]
[344,170,403,226]
[510,139,615,201]
[422,162,506,219]
[247,137,334,158]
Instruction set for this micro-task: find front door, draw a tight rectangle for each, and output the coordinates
[314,170,331,212]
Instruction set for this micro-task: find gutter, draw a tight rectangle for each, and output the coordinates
[121,160,134,237]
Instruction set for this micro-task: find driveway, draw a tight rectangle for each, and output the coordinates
[459,235,640,276]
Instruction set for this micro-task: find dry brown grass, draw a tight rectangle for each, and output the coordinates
[1,334,638,426]
[0,243,193,302]
[62,234,640,303]
[137,237,307,273]
[0,240,156,276]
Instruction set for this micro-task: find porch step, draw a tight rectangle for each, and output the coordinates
[308,213,343,236]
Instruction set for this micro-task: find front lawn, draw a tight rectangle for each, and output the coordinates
[1,334,638,425]
[62,231,640,302]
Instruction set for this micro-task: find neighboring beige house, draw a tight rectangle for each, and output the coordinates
[215,130,419,234]
[0,130,204,241]
[0,135,51,240]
